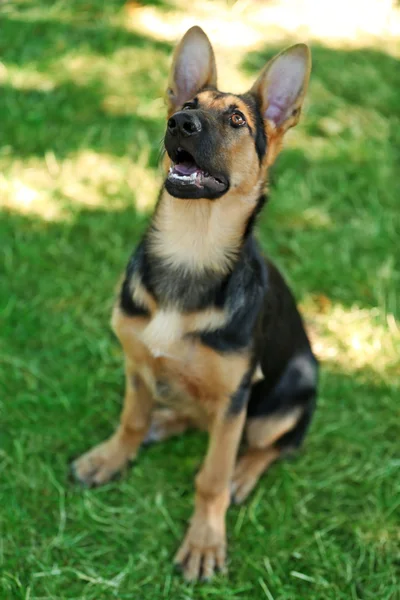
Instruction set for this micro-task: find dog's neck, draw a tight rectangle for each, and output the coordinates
[147,187,262,276]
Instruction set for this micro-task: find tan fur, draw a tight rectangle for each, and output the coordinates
[183,306,226,332]
[229,408,303,503]
[149,189,258,274]
[153,77,306,276]
[131,274,158,314]
[140,309,184,358]
[125,274,227,334]
[175,408,246,580]
[73,27,312,581]
[246,407,302,449]
[232,447,280,504]
[112,305,250,420]
[145,408,193,443]
[175,486,228,580]
[74,297,248,486]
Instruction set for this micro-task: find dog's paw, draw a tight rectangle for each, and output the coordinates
[71,437,133,487]
[174,523,227,581]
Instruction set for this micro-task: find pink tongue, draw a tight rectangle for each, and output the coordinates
[174,161,198,175]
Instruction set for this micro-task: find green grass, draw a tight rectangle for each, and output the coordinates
[0,1,399,599]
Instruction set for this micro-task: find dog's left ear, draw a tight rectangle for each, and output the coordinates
[166,26,217,117]
[251,44,311,135]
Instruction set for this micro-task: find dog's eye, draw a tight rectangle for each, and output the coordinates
[230,112,246,127]
[183,102,196,110]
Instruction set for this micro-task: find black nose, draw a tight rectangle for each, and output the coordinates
[167,111,202,137]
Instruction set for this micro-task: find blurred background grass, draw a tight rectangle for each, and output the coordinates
[0,1,399,599]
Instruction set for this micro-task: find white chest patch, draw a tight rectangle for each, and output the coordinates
[140,310,184,359]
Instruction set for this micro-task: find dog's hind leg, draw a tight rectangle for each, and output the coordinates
[143,408,193,445]
[231,409,306,504]
[231,352,317,504]
[231,447,280,503]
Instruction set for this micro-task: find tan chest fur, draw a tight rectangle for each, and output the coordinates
[111,304,250,427]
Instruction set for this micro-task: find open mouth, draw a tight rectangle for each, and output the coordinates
[166,148,228,196]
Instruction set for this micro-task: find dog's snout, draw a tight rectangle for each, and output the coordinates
[167,112,202,138]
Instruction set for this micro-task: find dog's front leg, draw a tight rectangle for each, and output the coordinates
[175,406,246,581]
[72,360,153,486]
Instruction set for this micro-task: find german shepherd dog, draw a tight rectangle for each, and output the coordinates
[72,27,318,581]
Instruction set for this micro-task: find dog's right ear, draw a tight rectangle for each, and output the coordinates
[166,26,217,117]
[251,44,311,133]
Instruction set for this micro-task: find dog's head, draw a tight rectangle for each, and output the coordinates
[164,26,311,201]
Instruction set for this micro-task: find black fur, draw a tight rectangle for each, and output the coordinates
[243,193,267,239]
[197,90,268,164]
[198,237,266,352]
[119,88,317,454]
[121,226,317,451]
[228,370,253,415]
[120,275,149,317]
[240,93,268,163]
[127,237,232,312]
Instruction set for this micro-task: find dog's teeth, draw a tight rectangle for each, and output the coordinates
[195,172,202,188]
[170,173,191,182]
[168,170,198,183]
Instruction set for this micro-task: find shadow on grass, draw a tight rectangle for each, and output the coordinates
[0,204,397,394]
[245,43,400,192]
[0,206,397,475]
[0,13,172,68]
[1,27,399,599]
[243,43,400,117]
[9,0,176,14]
[240,44,399,315]
[0,10,172,159]
[0,29,398,321]
[0,81,164,162]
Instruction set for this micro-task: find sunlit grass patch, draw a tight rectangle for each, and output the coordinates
[287,103,391,164]
[303,300,399,378]
[0,150,161,221]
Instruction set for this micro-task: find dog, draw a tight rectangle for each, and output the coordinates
[72,26,318,581]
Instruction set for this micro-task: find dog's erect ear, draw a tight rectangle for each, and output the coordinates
[166,26,217,116]
[251,44,311,133]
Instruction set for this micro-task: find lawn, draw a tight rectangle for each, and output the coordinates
[0,1,399,599]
